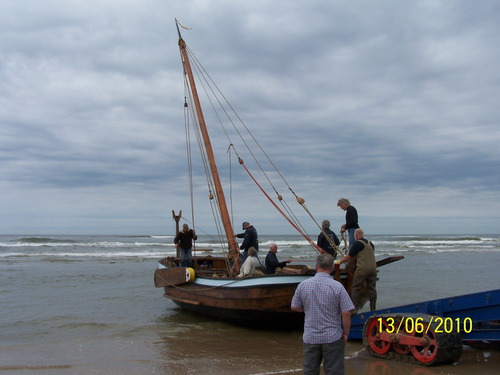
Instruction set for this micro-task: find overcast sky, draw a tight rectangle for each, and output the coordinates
[1,0,499,236]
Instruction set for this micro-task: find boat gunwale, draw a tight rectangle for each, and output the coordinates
[184,273,312,288]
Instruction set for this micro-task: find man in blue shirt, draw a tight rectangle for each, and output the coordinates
[265,243,291,274]
[291,254,354,375]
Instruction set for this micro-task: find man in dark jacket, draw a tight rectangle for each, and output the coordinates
[317,219,340,258]
[174,223,197,267]
[236,221,259,262]
[265,243,291,274]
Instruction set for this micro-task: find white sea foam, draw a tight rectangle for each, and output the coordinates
[0,234,498,261]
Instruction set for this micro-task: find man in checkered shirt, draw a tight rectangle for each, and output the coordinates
[291,254,354,375]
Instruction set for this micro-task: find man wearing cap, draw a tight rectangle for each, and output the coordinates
[235,221,259,262]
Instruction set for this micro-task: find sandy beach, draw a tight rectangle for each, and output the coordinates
[152,317,499,375]
[2,325,497,375]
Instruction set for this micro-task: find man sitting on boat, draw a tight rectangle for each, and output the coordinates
[235,221,259,262]
[238,247,263,278]
[265,243,291,274]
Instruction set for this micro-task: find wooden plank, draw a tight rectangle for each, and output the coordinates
[154,268,193,287]
[375,256,404,267]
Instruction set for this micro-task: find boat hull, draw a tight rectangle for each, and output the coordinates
[155,256,404,327]
[162,275,308,327]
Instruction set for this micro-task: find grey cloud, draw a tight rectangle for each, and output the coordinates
[1,0,499,234]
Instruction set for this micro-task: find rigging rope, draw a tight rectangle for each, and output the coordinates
[185,46,327,240]
[183,45,334,259]
[183,92,197,258]
[189,48,323,213]
[239,157,320,254]
[227,144,234,227]
[183,73,229,263]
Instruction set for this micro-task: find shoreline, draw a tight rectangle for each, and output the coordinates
[1,341,497,375]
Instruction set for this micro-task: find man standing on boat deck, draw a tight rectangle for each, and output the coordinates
[235,221,259,262]
[337,228,377,313]
[317,220,340,258]
[291,254,354,375]
[265,243,291,274]
[337,198,359,250]
[174,223,197,267]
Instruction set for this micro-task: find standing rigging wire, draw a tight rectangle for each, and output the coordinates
[239,158,321,254]
[183,80,237,274]
[185,45,323,243]
[183,92,196,256]
[179,216,227,250]
[186,47,240,237]
[186,48,296,213]
[184,86,229,257]
[178,45,199,254]
[227,144,235,227]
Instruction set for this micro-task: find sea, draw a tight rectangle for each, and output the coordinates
[1,233,499,375]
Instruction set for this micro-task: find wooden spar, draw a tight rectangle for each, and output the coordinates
[172,210,182,257]
[177,33,239,264]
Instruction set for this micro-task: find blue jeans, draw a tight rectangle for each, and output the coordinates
[347,228,356,251]
[303,338,345,375]
[180,247,192,267]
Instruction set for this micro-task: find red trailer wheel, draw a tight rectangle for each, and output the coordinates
[391,317,411,355]
[393,339,411,355]
[363,314,463,366]
[365,316,391,354]
[409,324,438,364]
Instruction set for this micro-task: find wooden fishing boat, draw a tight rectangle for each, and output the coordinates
[154,20,403,327]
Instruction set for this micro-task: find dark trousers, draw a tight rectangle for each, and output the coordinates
[351,269,377,311]
[180,247,193,267]
[303,338,345,375]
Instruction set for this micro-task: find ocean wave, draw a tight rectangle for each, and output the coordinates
[382,236,483,242]
[1,234,498,262]
[0,241,172,248]
[15,237,76,244]
[0,251,176,259]
[123,235,174,239]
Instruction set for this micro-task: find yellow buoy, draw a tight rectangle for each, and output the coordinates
[185,267,195,282]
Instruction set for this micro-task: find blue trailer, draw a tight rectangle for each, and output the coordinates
[348,288,500,365]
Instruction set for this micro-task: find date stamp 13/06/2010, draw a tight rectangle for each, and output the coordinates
[377,316,473,334]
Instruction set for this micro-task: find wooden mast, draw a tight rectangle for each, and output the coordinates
[176,23,240,266]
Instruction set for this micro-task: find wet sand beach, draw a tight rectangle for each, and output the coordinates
[152,316,500,375]
[1,317,497,375]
